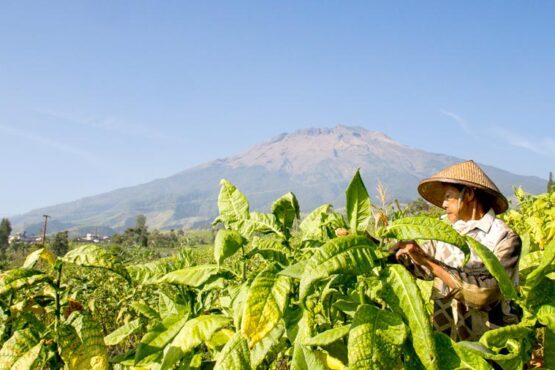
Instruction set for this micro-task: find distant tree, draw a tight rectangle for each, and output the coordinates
[52,231,69,256]
[548,171,554,193]
[0,218,12,259]
[135,215,148,247]
[405,197,432,214]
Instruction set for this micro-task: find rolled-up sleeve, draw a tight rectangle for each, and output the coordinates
[440,232,521,310]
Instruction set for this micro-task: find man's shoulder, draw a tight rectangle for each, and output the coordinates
[491,217,521,243]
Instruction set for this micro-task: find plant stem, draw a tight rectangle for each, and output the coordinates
[358,280,366,305]
[54,264,63,330]
[240,245,246,282]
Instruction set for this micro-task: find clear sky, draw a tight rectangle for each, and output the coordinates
[1,1,554,217]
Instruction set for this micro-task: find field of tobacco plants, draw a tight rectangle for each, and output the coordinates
[0,170,553,369]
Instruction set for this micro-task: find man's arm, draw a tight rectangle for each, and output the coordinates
[396,234,521,310]
[395,241,458,289]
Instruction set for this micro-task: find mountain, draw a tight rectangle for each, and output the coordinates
[11,125,546,233]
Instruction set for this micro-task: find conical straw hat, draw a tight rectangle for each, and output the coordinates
[417,160,508,214]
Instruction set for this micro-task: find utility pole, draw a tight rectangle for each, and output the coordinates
[41,215,49,246]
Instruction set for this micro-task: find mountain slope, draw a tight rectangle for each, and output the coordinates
[11,125,546,233]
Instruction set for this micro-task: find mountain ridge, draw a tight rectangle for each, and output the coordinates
[11,125,546,233]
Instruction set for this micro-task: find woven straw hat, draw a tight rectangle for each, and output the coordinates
[417,160,508,214]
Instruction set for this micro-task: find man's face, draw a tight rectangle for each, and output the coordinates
[442,185,462,223]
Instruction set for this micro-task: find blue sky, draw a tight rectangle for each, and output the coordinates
[1,1,554,217]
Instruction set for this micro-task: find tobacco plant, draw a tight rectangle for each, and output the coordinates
[0,170,553,369]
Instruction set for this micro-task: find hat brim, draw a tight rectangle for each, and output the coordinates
[417,178,508,214]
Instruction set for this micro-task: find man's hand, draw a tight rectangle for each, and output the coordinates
[335,228,351,237]
[394,241,431,266]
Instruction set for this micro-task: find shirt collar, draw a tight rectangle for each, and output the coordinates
[452,208,495,234]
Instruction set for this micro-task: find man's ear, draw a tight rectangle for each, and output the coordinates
[465,188,476,201]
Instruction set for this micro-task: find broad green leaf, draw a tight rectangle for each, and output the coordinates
[524,239,555,290]
[231,282,249,329]
[131,302,161,320]
[159,291,187,319]
[537,304,555,330]
[251,236,289,252]
[434,332,492,370]
[402,341,426,370]
[248,248,289,266]
[299,235,377,303]
[242,265,291,347]
[126,255,183,285]
[459,340,524,364]
[104,319,142,346]
[160,315,230,370]
[11,341,42,370]
[466,238,518,300]
[22,248,56,269]
[158,264,222,288]
[217,179,250,226]
[272,192,300,230]
[525,277,555,314]
[348,304,407,370]
[279,260,308,280]
[250,324,285,368]
[459,324,533,369]
[248,237,290,266]
[383,216,470,264]
[304,325,350,346]
[134,314,189,366]
[479,324,532,350]
[0,268,51,296]
[57,324,83,369]
[62,244,130,282]
[332,299,358,318]
[291,311,327,370]
[65,312,109,370]
[291,345,327,370]
[519,250,544,281]
[214,229,246,266]
[300,204,332,241]
[0,329,38,369]
[214,332,251,370]
[206,328,234,350]
[249,212,285,237]
[283,305,303,343]
[380,264,439,370]
[346,169,371,234]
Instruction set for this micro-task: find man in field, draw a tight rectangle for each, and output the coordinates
[395,160,521,341]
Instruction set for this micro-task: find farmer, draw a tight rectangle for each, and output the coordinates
[395,160,521,341]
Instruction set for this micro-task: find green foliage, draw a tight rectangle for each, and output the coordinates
[271,192,300,232]
[299,235,378,303]
[0,329,39,369]
[214,229,246,267]
[503,188,555,250]
[51,231,69,256]
[62,244,130,282]
[381,264,439,370]
[214,332,251,370]
[104,318,141,346]
[346,169,371,235]
[1,172,552,369]
[0,218,11,257]
[348,304,407,369]
[241,264,291,347]
[383,216,470,264]
[465,237,518,300]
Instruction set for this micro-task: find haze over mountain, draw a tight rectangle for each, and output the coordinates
[12,125,546,234]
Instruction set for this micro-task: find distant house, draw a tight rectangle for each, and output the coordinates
[74,233,111,244]
[9,231,40,245]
